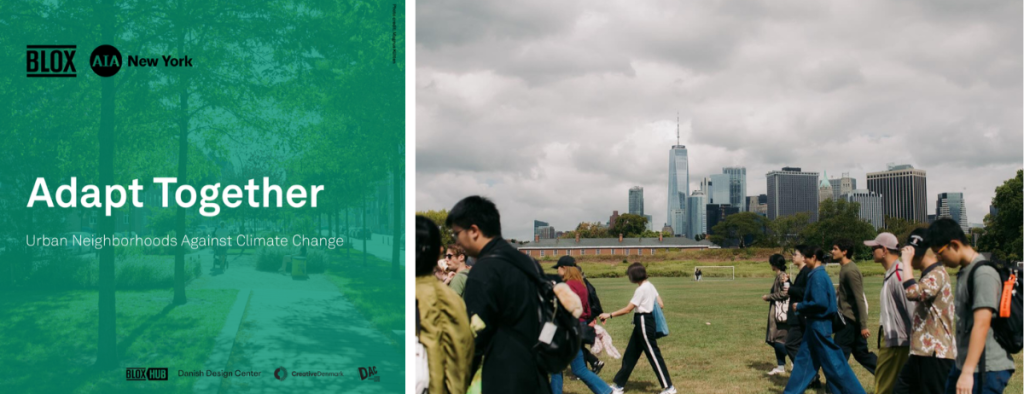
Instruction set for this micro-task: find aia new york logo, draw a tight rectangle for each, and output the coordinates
[27,44,192,78]
[359,366,379,382]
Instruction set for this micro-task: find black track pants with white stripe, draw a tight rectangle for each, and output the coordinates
[612,312,673,389]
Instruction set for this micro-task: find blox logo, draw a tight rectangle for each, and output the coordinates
[126,367,168,381]
[26,45,77,77]
[274,367,288,381]
[358,366,378,382]
[90,45,122,77]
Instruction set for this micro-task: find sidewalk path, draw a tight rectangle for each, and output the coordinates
[187,251,403,393]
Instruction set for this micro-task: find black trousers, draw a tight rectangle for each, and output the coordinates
[613,313,673,389]
[833,320,877,375]
[582,346,599,367]
[894,355,954,394]
[785,318,821,384]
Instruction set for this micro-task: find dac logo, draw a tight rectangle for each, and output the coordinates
[274,367,288,381]
[26,45,77,78]
[126,367,168,381]
[90,45,122,77]
[358,366,379,382]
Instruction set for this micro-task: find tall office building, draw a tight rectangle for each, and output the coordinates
[705,204,739,235]
[707,174,731,205]
[723,167,747,212]
[829,173,857,201]
[841,189,884,229]
[688,190,707,238]
[766,167,820,222]
[936,192,969,232]
[644,214,654,231]
[628,186,644,216]
[747,194,768,217]
[867,164,928,224]
[667,145,689,237]
[819,170,834,202]
[534,220,549,238]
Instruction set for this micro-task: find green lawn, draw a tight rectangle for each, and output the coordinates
[560,275,1023,394]
[545,259,889,279]
[0,288,238,394]
[322,249,404,351]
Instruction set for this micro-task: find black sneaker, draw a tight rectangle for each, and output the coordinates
[591,360,605,375]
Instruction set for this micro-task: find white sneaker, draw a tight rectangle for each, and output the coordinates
[658,386,677,394]
[610,384,625,394]
[767,366,786,376]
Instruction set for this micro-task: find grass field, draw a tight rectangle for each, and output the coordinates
[0,288,238,393]
[559,273,1023,394]
[322,249,404,350]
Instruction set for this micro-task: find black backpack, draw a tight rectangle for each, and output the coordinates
[583,277,604,320]
[485,253,582,374]
[967,259,1023,354]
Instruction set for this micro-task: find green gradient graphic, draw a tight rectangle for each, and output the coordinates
[0,0,405,393]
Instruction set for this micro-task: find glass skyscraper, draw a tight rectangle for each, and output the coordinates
[723,167,747,212]
[667,145,689,236]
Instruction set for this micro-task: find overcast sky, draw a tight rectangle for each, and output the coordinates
[416,0,1022,241]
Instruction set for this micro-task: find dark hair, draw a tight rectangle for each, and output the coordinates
[627,262,648,283]
[793,244,809,258]
[769,254,787,271]
[416,216,443,277]
[832,238,855,259]
[446,243,465,257]
[803,246,825,263]
[927,218,968,249]
[446,196,502,238]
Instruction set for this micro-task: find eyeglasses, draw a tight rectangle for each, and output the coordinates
[445,254,453,259]
[933,244,949,255]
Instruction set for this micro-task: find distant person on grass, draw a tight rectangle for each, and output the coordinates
[865,232,916,394]
[447,196,551,394]
[446,244,470,297]
[415,216,474,394]
[784,246,866,394]
[892,228,956,394]
[762,253,791,376]
[599,263,676,394]
[550,265,613,394]
[832,238,878,375]
[929,218,1015,394]
[785,245,824,389]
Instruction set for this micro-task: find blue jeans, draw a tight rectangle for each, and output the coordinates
[944,367,1014,394]
[770,341,788,366]
[783,319,865,394]
[551,350,612,394]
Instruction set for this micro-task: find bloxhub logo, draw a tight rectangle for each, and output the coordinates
[126,367,169,381]
[26,44,193,78]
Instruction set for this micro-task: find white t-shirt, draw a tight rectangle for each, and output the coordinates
[629,281,659,313]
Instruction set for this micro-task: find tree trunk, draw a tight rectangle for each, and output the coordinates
[391,161,401,279]
[366,192,370,266]
[95,0,118,369]
[172,0,188,305]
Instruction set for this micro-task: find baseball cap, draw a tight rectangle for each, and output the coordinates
[864,233,899,250]
[906,228,929,259]
[551,256,577,270]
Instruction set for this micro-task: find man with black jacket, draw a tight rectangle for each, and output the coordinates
[448,196,551,394]
[785,245,823,388]
[553,256,606,374]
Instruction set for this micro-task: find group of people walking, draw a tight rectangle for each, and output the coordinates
[762,218,1016,394]
[416,196,676,394]
[416,195,1015,394]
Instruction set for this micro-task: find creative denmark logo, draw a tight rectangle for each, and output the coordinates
[26,44,191,78]
[274,367,288,381]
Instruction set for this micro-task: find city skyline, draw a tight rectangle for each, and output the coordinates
[417,0,1021,240]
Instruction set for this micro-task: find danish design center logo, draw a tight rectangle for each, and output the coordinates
[90,44,122,77]
[274,367,288,381]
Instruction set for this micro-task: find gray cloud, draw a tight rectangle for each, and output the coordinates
[417,0,1023,239]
